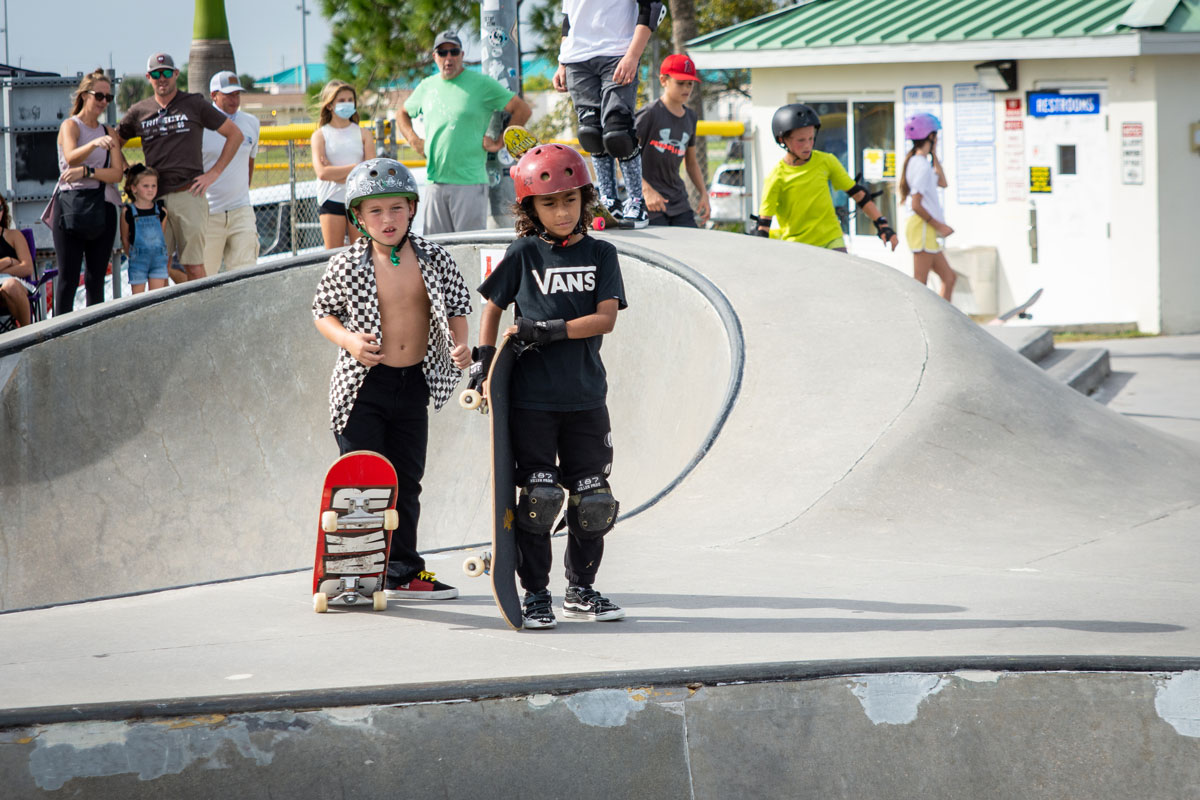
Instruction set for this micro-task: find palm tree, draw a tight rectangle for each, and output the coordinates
[189,0,236,98]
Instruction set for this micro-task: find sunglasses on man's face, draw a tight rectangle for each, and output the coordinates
[88,91,114,103]
[148,69,175,79]
[435,48,462,57]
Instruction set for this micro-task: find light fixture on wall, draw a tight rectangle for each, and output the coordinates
[974,60,1018,92]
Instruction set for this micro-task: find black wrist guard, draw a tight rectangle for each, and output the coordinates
[755,228,771,238]
[513,318,568,345]
[873,216,896,240]
[468,345,496,390]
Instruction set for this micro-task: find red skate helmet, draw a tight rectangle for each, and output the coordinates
[510,143,592,201]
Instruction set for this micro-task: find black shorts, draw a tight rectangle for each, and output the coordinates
[319,199,346,216]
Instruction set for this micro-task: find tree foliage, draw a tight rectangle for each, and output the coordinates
[322,0,481,96]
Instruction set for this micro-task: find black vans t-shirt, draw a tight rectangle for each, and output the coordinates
[479,235,627,411]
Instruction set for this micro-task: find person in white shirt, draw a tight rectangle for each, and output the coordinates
[900,113,956,301]
[201,71,260,273]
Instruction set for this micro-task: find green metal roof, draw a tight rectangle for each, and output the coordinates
[689,0,1200,52]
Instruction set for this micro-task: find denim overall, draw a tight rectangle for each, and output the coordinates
[127,203,168,283]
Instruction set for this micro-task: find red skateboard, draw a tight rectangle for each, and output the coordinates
[312,451,399,613]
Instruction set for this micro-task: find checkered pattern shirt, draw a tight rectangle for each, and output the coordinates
[312,235,473,433]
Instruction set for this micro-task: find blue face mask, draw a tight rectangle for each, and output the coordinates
[334,102,356,120]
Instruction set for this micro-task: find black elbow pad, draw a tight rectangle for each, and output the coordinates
[638,0,667,31]
[562,16,570,37]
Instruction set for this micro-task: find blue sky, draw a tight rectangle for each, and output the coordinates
[6,1,547,83]
[5,0,335,80]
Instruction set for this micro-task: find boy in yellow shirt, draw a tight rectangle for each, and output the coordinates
[756,103,898,252]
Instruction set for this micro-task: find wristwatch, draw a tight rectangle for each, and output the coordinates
[86,166,95,178]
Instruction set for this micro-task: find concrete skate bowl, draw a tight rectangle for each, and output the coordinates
[0,233,742,611]
[3,657,1199,798]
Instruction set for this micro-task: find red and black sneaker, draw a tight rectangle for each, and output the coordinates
[385,570,458,600]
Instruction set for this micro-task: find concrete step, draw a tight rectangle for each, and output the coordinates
[1043,346,1112,395]
[983,325,1055,362]
[983,325,1111,396]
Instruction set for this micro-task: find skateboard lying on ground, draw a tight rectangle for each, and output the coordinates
[503,125,610,231]
[312,451,399,613]
[989,288,1044,325]
[461,334,525,630]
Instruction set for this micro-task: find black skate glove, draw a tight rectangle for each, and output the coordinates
[873,215,897,243]
[467,345,496,391]
[512,317,568,346]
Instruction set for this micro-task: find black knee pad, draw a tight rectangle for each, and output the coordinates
[567,484,619,540]
[517,473,564,535]
[602,126,639,161]
[577,107,604,154]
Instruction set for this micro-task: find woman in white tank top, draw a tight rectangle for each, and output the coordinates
[311,80,375,249]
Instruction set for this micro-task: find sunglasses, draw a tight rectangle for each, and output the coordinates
[148,68,176,79]
[435,48,462,57]
[88,91,115,102]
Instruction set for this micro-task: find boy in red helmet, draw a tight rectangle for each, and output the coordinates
[472,143,628,629]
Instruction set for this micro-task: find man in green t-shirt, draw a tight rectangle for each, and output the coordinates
[397,32,532,235]
[756,103,897,252]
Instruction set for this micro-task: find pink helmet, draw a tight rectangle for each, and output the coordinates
[904,113,941,141]
[510,144,592,201]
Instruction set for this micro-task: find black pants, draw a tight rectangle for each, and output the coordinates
[510,405,614,593]
[648,208,698,228]
[334,365,429,583]
[53,203,117,315]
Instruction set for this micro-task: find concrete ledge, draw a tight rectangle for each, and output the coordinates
[4,658,1199,799]
[983,325,1055,362]
[1041,346,1112,395]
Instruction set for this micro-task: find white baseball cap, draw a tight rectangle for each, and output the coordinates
[210,71,245,94]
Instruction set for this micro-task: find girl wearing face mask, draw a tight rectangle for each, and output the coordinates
[312,80,376,249]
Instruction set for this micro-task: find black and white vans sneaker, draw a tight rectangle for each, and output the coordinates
[619,197,649,229]
[599,195,623,223]
[562,585,626,621]
[522,589,557,629]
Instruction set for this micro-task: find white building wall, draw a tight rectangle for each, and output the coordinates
[1154,55,1200,334]
[747,56,1194,332]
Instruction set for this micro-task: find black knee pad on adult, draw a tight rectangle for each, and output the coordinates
[518,476,565,536]
[567,486,619,540]
[577,107,605,154]
[602,124,639,161]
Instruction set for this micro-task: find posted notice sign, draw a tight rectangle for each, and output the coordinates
[1028,92,1101,117]
[1029,166,1052,193]
[1121,122,1145,185]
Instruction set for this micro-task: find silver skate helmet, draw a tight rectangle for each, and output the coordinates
[344,158,420,262]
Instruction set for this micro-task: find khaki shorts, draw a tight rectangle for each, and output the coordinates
[204,205,260,273]
[162,190,211,266]
[905,215,943,253]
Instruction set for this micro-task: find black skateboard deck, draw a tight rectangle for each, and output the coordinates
[463,335,524,629]
[991,288,1044,324]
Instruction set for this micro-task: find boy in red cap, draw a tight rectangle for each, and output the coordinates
[635,54,710,228]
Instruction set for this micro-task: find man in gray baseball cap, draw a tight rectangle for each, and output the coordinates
[118,52,244,281]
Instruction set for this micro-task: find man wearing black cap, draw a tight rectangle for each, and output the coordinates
[396,31,531,234]
[117,52,244,282]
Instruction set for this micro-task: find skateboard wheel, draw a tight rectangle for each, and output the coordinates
[373,591,387,611]
[460,389,483,410]
[320,510,339,533]
[592,216,605,231]
[382,509,399,531]
[463,555,487,578]
[313,593,329,613]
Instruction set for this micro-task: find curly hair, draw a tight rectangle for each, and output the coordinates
[0,193,11,230]
[513,184,598,239]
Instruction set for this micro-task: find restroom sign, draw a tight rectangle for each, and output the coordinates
[1028,92,1101,117]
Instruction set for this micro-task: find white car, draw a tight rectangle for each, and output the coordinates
[707,162,748,226]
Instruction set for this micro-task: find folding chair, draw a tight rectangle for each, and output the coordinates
[0,228,57,333]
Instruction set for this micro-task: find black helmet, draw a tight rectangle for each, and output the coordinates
[771,104,821,147]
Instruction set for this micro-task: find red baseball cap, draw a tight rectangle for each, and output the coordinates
[660,54,699,82]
